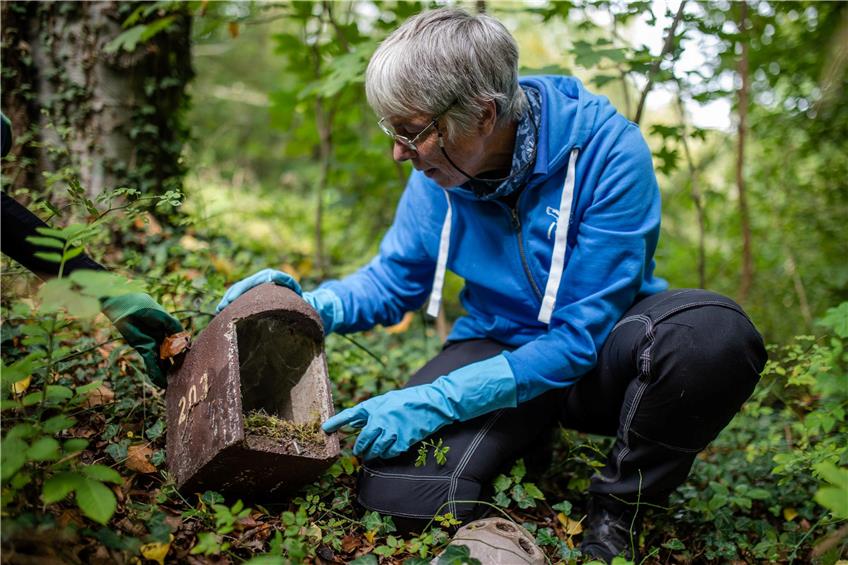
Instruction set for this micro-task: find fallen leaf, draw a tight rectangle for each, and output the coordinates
[364,530,376,545]
[341,534,361,553]
[84,383,115,408]
[11,375,31,395]
[140,534,173,565]
[126,444,157,473]
[385,311,415,334]
[557,513,583,535]
[783,507,798,521]
[160,331,192,361]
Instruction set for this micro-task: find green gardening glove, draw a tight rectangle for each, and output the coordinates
[101,293,184,387]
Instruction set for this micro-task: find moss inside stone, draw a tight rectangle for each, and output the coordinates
[243,409,323,449]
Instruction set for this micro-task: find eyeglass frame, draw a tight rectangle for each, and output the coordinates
[377,103,454,153]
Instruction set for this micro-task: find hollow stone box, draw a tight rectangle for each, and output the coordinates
[166,284,339,499]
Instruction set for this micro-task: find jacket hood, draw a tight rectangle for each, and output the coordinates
[522,75,617,177]
[446,75,618,200]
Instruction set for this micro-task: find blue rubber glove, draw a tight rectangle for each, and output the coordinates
[216,268,343,334]
[322,354,518,460]
[216,268,303,313]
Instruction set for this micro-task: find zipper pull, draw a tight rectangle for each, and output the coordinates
[510,208,521,231]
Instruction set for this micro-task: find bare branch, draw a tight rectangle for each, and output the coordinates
[634,0,687,125]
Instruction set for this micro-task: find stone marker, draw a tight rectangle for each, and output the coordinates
[166,283,339,499]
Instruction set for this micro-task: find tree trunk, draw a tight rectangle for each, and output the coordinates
[1,1,192,201]
[736,1,754,303]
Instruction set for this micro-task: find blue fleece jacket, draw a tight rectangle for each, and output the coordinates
[322,76,668,403]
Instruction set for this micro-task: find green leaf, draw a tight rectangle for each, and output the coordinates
[1,352,45,387]
[493,474,512,492]
[1,438,28,481]
[552,500,573,514]
[33,251,64,263]
[819,302,848,338]
[42,471,84,504]
[42,414,77,433]
[74,380,104,397]
[75,477,117,524]
[523,482,545,500]
[62,246,84,261]
[145,419,166,440]
[38,279,101,318]
[34,226,67,239]
[349,555,378,565]
[64,438,90,454]
[68,270,146,298]
[27,437,61,461]
[81,464,123,484]
[45,385,74,401]
[510,459,526,482]
[191,531,223,555]
[493,491,511,508]
[814,462,848,518]
[437,543,481,565]
[662,538,686,550]
[25,235,65,249]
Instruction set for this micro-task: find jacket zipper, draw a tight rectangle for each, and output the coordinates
[508,205,543,303]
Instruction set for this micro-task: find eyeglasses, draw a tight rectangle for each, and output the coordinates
[377,104,454,153]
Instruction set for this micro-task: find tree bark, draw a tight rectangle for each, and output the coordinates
[675,94,706,289]
[736,1,754,303]
[1,1,192,201]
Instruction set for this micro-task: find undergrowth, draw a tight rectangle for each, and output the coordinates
[1,189,845,563]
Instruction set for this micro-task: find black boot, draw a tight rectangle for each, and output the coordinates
[580,496,641,563]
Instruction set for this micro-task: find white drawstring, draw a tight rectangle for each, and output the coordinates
[427,189,453,317]
[538,148,579,324]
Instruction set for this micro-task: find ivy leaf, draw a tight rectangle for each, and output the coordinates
[437,543,481,565]
[510,459,526,482]
[348,555,378,565]
[493,491,511,508]
[75,477,117,524]
[523,482,545,500]
[493,474,512,492]
[552,500,573,515]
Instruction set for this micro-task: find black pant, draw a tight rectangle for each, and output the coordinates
[357,290,767,529]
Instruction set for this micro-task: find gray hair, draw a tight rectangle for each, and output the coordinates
[365,7,527,141]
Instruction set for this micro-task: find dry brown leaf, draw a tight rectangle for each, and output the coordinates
[228,21,240,38]
[84,383,115,408]
[160,331,192,361]
[126,444,157,474]
[341,534,361,554]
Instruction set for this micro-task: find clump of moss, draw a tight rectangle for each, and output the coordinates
[243,409,323,450]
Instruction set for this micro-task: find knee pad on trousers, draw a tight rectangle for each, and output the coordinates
[629,302,766,452]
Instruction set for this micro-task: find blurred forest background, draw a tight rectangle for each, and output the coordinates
[1,1,846,563]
